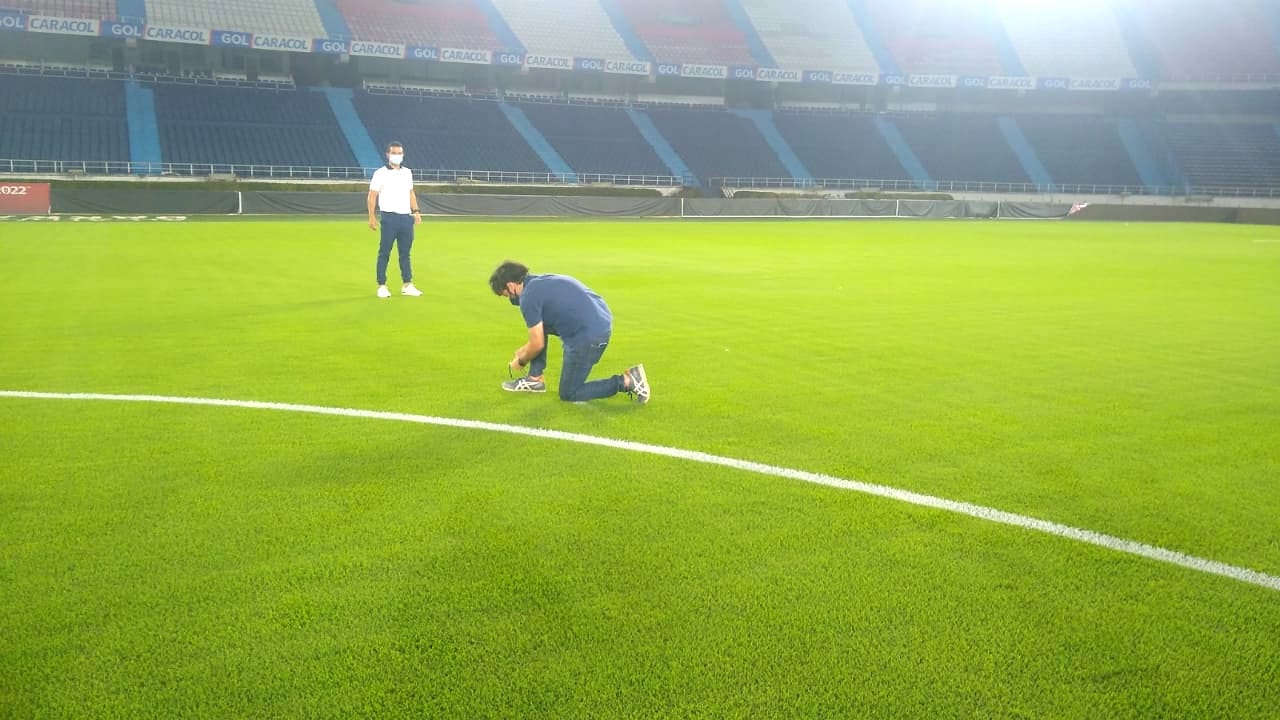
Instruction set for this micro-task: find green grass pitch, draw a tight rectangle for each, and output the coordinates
[1,218,1278,718]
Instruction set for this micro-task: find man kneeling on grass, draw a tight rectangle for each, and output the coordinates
[490,261,650,404]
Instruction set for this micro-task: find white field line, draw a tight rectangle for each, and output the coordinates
[3,389,1278,593]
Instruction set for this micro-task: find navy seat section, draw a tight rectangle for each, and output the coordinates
[1015,115,1142,187]
[152,84,356,174]
[893,114,1031,184]
[352,94,548,173]
[773,111,910,181]
[644,106,787,181]
[517,102,669,177]
[0,75,129,163]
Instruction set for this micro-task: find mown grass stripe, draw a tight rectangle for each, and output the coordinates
[5,389,1278,594]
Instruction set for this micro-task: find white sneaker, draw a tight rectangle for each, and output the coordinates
[402,283,423,297]
[376,285,392,299]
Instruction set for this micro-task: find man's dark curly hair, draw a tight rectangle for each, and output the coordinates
[489,261,529,295]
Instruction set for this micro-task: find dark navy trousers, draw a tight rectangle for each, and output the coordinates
[376,211,415,285]
[529,333,624,402]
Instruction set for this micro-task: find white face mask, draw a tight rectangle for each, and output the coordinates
[388,153,404,165]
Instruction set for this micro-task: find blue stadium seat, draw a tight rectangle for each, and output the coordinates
[517,103,669,177]
[891,114,1030,184]
[1015,115,1142,188]
[645,106,786,181]
[352,94,548,174]
[0,75,129,163]
[1165,123,1280,189]
[152,84,357,173]
[773,111,910,181]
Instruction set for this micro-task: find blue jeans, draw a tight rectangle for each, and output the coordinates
[529,334,623,402]
[376,211,414,285]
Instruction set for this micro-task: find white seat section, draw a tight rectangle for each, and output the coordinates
[4,0,117,19]
[489,0,637,61]
[739,0,877,72]
[144,0,328,37]
[992,0,1137,78]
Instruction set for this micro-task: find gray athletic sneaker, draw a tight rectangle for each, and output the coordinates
[625,364,650,405]
[503,376,546,393]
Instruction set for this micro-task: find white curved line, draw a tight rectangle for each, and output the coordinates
[3,389,1278,593]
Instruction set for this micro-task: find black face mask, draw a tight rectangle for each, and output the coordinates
[508,294,520,306]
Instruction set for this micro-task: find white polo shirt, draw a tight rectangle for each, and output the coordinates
[369,165,415,214]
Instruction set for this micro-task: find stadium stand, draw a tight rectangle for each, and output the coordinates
[1,0,117,19]
[351,94,548,173]
[644,106,787,180]
[1165,122,1280,188]
[517,102,670,176]
[5,1,1280,195]
[737,0,877,72]
[0,74,129,162]
[489,0,636,62]
[992,0,1137,80]
[1014,115,1143,188]
[1115,0,1280,82]
[612,0,758,67]
[336,0,506,50]
[891,114,1030,184]
[152,84,356,171]
[772,111,909,181]
[143,0,327,38]
[1156,90,1280,117]
[863,0,1009,76]
[1114,117,1181,189]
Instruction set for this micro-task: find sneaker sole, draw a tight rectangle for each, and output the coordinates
[502,385,546,393]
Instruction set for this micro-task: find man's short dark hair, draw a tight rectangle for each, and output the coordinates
[489,261,529,295]
[386,141,403,152]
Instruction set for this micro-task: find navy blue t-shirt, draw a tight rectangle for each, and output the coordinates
[518,273,612,345]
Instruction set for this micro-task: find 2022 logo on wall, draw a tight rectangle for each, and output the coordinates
[0,184,51,215]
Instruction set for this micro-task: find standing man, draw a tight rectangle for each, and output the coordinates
[490,261,650,404]
[367,141,423,298]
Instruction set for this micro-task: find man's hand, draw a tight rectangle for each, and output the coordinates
[413,211,422,225]
[509,352,524,370]
[368,216,378,231]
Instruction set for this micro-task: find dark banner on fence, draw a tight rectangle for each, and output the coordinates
[241,191,365,215]
[44,189,1280,225]
[998,202,1070,219]
[895,200,953,218]
[683,198,900,216]
[421,194,680,217]
[1070,204,1280,225]
[241,192,681,217]
[685,199,1051,218]
[51,189,239,214]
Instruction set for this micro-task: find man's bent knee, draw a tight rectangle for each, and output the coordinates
[559,385,588,402]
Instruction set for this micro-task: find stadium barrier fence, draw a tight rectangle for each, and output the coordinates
[713,177,1280,199]
[0,159,690,187]
[39,189,1279,223]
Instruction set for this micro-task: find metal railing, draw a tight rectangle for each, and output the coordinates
[712,177,1280,199]
[0,159,693,187]
[0,62,295,90]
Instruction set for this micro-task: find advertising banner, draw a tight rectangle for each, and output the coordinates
[252,34,311,53]
[0,183,51,214]
[27,15,99,36]
[0,10,27,32]
[439,47,492,65]
[144,24,211,45]
[349,41,406,59]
